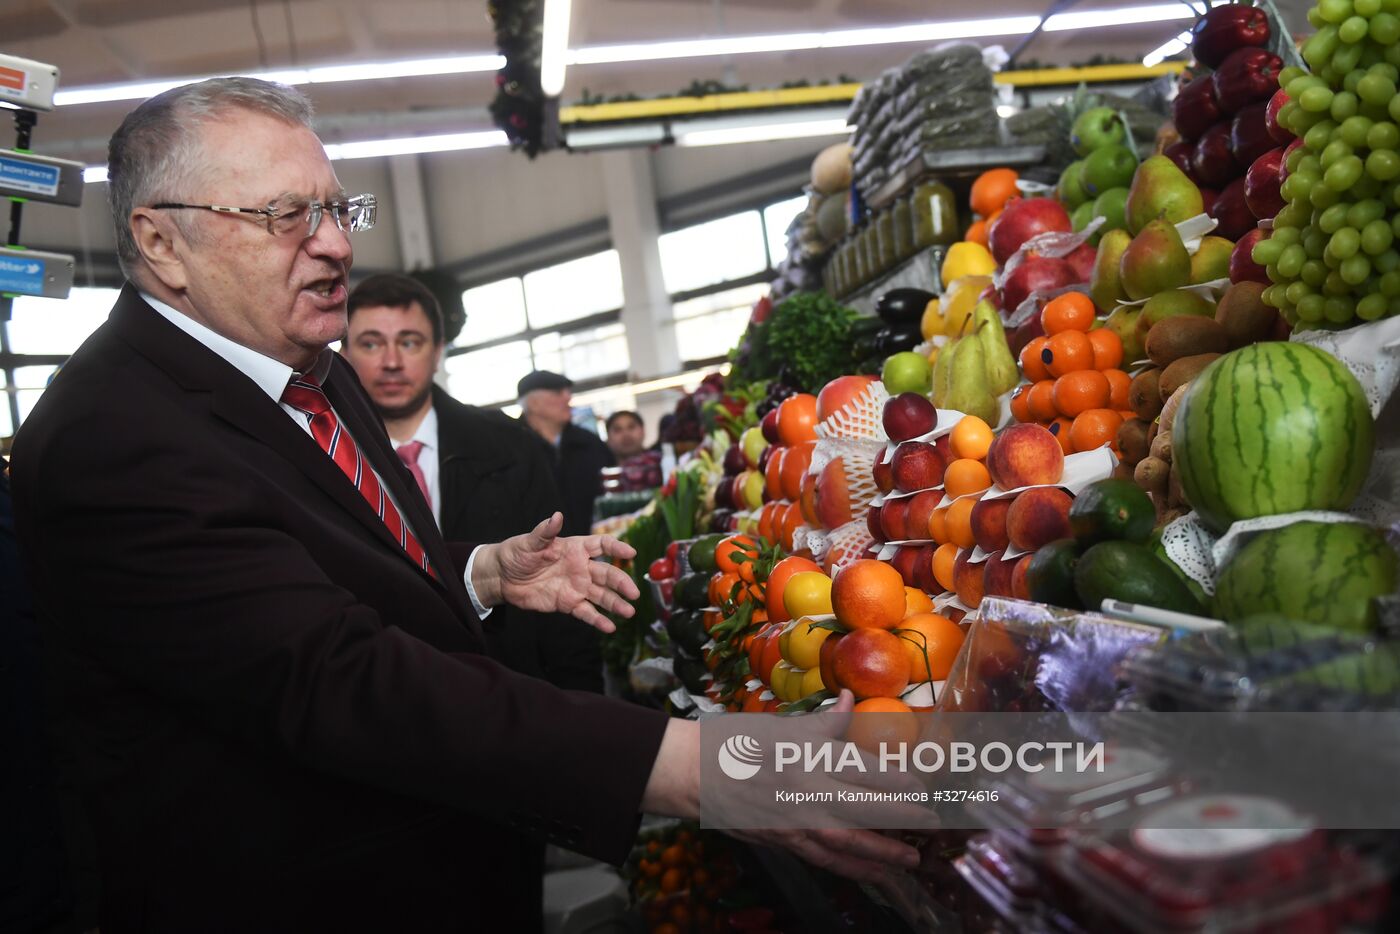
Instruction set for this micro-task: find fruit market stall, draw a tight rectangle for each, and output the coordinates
[601,2,1400,930]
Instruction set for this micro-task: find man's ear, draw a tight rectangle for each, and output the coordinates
[130,208,189,291]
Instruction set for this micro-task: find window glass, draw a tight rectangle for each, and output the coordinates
[672,282,768,363]
[531,322,629,383]
[523,250,624,329]
[8,288,119,355]
[443,340,533,406]
[659,212,767,294]
[763,196,809,266]
[0,392,11,437]
[458,277,527,347]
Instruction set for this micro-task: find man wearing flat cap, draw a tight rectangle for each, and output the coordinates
[518,370,615,537]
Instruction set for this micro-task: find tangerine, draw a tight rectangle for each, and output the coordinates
[949,416,994,460]
[831,628,911,699]
[659,868,687,895]
[1020,337,1051,382]
[895,612,966,683]
[943,458,992,498]
[970,167,1020,217]
[1051,369,1111,417]
[830,559,907,630]
[928,505,950,543]
[1027,379,1058,422]
[1040,292,1096,335]
[1010,384,1033,423]
[847,696,920,752]
[932,543,959,591]
[1069,408,1124,453]
[714,534,758,574]
[765,554,822,623]
[1047,416,1075,454]
[709,571,740,607]
[780,440,815,501]
[945,496,979,549]
[1104,368,1132,410]
[1088,327,1124,370]
[1043,330,1095,377]
[776,394,819,445]
[904,586,934,617]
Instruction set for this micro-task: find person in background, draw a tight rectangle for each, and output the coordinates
[518,370,615,536]
[604,410,646,461]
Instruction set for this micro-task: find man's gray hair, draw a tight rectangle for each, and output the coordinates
[106,77,315,277]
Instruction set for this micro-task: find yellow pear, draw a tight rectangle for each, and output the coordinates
[921,298,943,340]
[940,274,991,338]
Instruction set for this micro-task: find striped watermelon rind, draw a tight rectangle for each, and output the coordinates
[1214,522,1399,633]
[1173,343,1374,533]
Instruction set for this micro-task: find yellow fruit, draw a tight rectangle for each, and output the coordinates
[941,242,997,283]
[941,274,992,337]
[771,660,797,698]
[787,616,834,670]
[921,298,943,340]
[801,666,826,697]
[783,571,834,618]
[927,345,940,365]
[779,621,797,665]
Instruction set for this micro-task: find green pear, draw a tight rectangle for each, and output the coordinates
[1125,155,1205,235]
[1135,289,1217,343]
[1105,304,1147,364]
[1058,160,1091,209]
[930,335,959,408]
[973,300,1019,396]
[1190,235,1235,284]
[1090,228,1132,314]
[944,335,1000,426]
[1119,219,1191,301]
[1092,187,1130,233]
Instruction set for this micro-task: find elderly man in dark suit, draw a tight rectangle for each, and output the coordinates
[11,77,916,933]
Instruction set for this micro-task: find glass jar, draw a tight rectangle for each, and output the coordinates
[850,233,868,288]
[910,180,959,250]
[892,197,914,261]
[860,224,879,283]
[875,209,897,275]
[832,244,848,297]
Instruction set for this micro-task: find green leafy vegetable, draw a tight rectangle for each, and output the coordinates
[731,291,859,392]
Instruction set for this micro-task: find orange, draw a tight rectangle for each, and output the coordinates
[764,448,786,501]
[831,628,911,699]
[1069,408,1124,453]
[896,612,966,682]
[904,586,934,617]
[660,867,687,894]
[757,632,783,684]
[1043,330,1095,377]
[1088,327,1124,371]
[1040,292,1096,335]
[1027,379,1059,422]
[1020,337,1051,382]
[1052,369,1112,417]
[970,167,1020,217]
[765,554,822,623]
[831,559,907,630]
[847,696,920,752]
[965,218,990,247]
[780,440,814,501]
[932,543,959,591]
[1048,416,1075,455]
[943,458,992,498]
[756,501,781,544]
[928,505,950,543]
[1010,384,1032,423]
[776,394,819,444]
[950,416,994,460]
[1105,368,1132,411]
[945,496,978,549]
[709,571,740,607]
[779,501,805,551]
[715,534,758,574]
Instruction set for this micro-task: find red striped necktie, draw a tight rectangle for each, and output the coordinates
[282,373,437,579]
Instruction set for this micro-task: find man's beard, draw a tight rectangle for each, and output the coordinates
[378,383,433,421]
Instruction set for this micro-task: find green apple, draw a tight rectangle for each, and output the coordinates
[1091,187,1130,233]
[881,351,932,395]
[1071,106,1128,157]
[1058,160,1090,209]
[739,426,768,468]
[1081,145,1138,196]
[1071,201,1095,233]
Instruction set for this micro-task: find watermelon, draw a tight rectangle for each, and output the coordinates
[1173,343,1373,532]
[1214,522,1399,633]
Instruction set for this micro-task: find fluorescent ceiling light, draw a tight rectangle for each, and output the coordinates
[1143,30,1193,67]
[540,0,573,96]
[566,123,669,149]
[677,117,851,147]
[996,104,1018,118]
[55,3,1195,108]
[83,165,109,183]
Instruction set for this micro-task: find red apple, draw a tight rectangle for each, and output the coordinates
[1265,89,1293,145]
[1278,137,1304,182]
[1174,74,1223,142]
[1230,102,1275,167]
[1066,243,1096,283]
[890,441,946,494]
[1008,313,1046,359]
[988,198,1073,265]
[1191,4,1272,70]
[760,408,781,444]
[1210,178,1257,241]
[1001,255,1077,313]
[1196,187,1219,212]
[1212,47,1283,116]
[1193,121,1241,188]
[1244,148,1285,221]
[882,392,938,443]
[1230,228,1269,284]
[1164,140,1197,180]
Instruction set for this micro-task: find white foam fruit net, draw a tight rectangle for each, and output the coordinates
[810,438,885,516]
[809,518,878,574]
[816,380,891,441]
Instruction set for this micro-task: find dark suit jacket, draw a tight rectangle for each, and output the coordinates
[435,386,602,693]
[540,420,615,537]
[10,287,667,933]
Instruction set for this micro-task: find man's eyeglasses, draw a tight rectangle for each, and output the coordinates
[152,193,377,239]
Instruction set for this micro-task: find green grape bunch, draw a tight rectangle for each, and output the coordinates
[1252,0,1400,326]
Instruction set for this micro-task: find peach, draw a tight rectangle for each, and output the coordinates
[880,499,909,542]
[914,543,940,594]
[986,423,1065,490]
[982,551,1018,599]
[865,503,885,542]
[905,489,942,542]
[1011,553,1033,601]
[970,496,1014,553]
[891,441,946,494]
[891,545,922,588]
[799,470,820,526]
[814,457,853,529]
[832,628,911,699]
[873,457,895,494]
[953,549,987,608]
[1006,487,1073,552]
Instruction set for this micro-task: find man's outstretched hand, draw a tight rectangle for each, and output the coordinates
[470,512,639,631]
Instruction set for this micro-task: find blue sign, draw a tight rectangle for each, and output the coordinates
[0,154,60,197]
[0,254,45,296]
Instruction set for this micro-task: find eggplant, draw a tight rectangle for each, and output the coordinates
[876,288,936,325]
[874,321,924,355]
[852,333,881,359]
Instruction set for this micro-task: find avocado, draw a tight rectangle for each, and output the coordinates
[1074,541,1205,616]
[1070,478,1156,545]
[674,572,712,610]
[666,609,709,657]
[1026,539,1084,610]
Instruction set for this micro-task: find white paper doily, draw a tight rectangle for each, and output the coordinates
[1290,315,1400,419]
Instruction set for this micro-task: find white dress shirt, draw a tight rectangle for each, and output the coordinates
[141,292,490,617]
[391,405,441,529]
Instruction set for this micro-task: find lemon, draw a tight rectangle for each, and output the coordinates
[941,274,992,337]
[782,571,834,619]
[941,241,997,283]
[787,617,833,670]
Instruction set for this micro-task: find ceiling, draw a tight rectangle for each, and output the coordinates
[0,0,1313,164]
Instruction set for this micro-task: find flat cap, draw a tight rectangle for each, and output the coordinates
[517,370,573,395]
